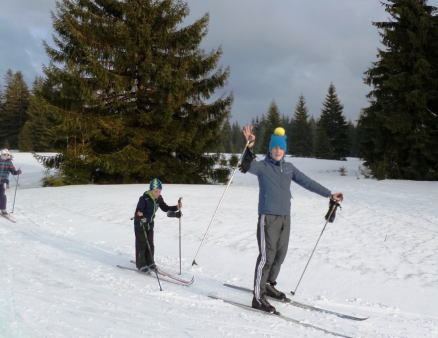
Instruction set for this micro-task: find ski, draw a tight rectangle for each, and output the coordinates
[224,284,369,321]
[0,213,16,223]
[116,265,193,286]
[208,295,362,338]
[157,268,194,285]
[129,260,194,285]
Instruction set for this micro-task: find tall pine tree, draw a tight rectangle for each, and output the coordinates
[0,83,3,108]
[38,0,232,184]
[19,77,57,152]
[0,70,30,149]
[347,119,363,158]
[289,94,313,157]
[314,124,333,159]
[260,100,282,153]
[309,115,317,157]
[251,115,265,154]
[231,120,245,153]
[359,0,438,180]
[220,119,233,153]
[318,83,350,160]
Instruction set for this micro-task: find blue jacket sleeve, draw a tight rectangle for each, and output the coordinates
[134,196,147,225]
[158,196,178,212]
[247,156,263,176]
[291,165,331,198]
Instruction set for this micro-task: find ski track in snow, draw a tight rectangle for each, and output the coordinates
[0,153,437,337]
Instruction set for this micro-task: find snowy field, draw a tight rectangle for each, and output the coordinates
[0,152,437,338]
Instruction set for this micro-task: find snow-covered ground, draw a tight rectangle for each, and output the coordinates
[1,152,437,338]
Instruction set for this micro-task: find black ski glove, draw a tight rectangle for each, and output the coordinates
[325,198,341,223]
[238,147,256,173]
[167,210,182,218]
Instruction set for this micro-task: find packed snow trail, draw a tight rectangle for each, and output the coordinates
[0,153,437,337]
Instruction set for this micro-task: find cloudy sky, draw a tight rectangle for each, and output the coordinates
[1,0,438,124]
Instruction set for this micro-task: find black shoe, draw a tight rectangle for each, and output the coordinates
[266,282,287,300]
[252,293,276,313]
[148,264,157,272]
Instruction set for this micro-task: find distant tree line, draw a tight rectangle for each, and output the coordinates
[1,70,358,161]
[216,83,360,161]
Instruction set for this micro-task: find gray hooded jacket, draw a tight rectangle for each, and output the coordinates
[247,152,331,216]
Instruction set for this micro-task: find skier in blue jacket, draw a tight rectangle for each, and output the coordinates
[133,178,182,272]
[239,125,343,313]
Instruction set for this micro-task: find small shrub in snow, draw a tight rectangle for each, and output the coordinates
[228,154,239,167]
[358,165,372,179]
[338,166,347,176]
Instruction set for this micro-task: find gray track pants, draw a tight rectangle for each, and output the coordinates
[253,214,291,300]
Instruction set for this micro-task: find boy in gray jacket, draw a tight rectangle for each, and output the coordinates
[239,125,343,313]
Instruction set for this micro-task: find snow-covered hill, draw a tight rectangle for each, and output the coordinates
[1,153,437,337]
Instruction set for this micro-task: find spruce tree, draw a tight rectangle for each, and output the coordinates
[220,119,233,153]
[260,100,282,153]
[308,115,317,157]
[318,83,350,160]
[359,0,438,180]
[314,123,333,159]
[19,77,57,152]
[0,85,3,107]
[289,94,313,157]
[281,114,293,147]
[2,70,13,93]
[347,119,363,158]
[251,115,265,154]
[38,0,232,184]
[347,120,357,157]
[231,121,245,153]
[0,85,3,135]
[0,70,30,149]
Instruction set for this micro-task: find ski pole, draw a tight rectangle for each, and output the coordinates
[178,197,182,275]
[142,224,162,291]
[192,141,250,266]
[0,162,4,210]
[290,199,340,296]
[12,168,20,213]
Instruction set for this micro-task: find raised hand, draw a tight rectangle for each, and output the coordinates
[243,125,256,148]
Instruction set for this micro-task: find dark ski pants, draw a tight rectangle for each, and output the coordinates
[0,183,7,210]
[253,214,291,300]
[134,227,155,269]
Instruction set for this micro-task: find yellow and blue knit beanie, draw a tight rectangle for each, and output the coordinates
[150,178,162,190]
[269,127,287,153]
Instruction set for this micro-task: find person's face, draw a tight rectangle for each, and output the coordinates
[151,189,161,199]
[271,147,284,161]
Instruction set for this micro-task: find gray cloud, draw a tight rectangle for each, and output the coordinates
[0,0,53,83]
[1,0,437,124]
[185,0,391,123]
